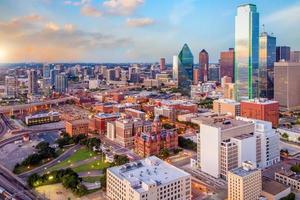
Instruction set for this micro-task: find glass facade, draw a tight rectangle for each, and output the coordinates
[259,32,276,99]
[178,44,194,95]
[235,4,259,101]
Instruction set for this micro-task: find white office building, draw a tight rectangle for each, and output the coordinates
[237,117,280,168]
[107,156,191,200]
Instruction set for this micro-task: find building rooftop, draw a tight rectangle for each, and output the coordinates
[108,156,190,193]
[95,112,120,119]
[241,98,278,105]
[202,118,251,131]
[26,111,59,119]
[230,161,259,177]
[214,98,240,105]
[262,177,290,195]
[233,133,254,140]
[125,108,145,114]
[67,119,89,125]
[113,103,140,108]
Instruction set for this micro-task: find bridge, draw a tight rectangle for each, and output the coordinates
[0,96,76,115]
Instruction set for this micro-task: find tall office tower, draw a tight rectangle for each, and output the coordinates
[274,61,300,111]
[228,161,262,200]
[290,51,300,62]
[197,118,257,179]
[199,49,209,82]
[50,69,59,85]
[160,57,166,71]
[107,69,116,81]
[114,66,122,80]
[172,55,179,81]
[54,73,68,93]
[235,4,259,101]
[43,64,51,78]
[27,69,38,95]
[220,48,235,81]
[259,32,276,99]
[177,44,194,95]
[240,99,279,127]
[276,46,290,61]
[129,66,140,83]
[208,63,220,82]
[193,68,199,85]
[237,117,280,168]
[224,83,236,100]
[4,76,18,98]
[107,156,191,200]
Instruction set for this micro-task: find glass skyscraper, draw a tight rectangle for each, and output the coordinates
[235,4,259,101]
[177,44,194,95]
[259,32,276,99]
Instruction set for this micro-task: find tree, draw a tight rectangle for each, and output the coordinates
[114,155,129,166]
[85,138,101,150]
[282,133,289,140]
[159,148,170,159]
[290,164,300,173]
[178,136,197,151]
[62,174,79,189]
[280,193,296,200]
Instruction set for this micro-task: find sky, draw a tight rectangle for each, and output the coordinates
[0,0,299,63]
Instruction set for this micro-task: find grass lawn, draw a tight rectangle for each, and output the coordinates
[73,159,109,173]
[82,176,102,183]
[48,147,98,171]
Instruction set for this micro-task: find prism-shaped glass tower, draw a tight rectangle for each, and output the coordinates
[177,43,194,95]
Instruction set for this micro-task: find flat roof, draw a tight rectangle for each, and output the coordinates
[241,98,278,105]
[214,98,240,105]
[108,156,190,193]
[262,177,290,195]
[202,118,251,130]
[67,119,89,125]
[230,165,259,177]
[95,112,120,119]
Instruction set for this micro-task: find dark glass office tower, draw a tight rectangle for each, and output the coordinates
[259,32,276,99]
[276,46,290,62]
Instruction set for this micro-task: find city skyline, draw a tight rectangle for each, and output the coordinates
[0,0,299,63]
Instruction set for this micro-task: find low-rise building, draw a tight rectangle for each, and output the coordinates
[277,127,300,143]
[275,169,300,191]
[107,156,191,200]
[261,178,291,200]
[25,111,60,126]
[89,113,120,135]
[125,108,145,120]
[65,119,89,136]
[213,98,241,117]
[113,103,141,113]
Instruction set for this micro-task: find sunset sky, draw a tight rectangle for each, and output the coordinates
[0,0,299,63]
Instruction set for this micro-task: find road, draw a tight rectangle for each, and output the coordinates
[19,144,81,178]
[0,164,43,200]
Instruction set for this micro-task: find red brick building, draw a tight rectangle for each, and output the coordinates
[65,119,89,136]
[89,113,120,135]
[135,116,178,157]
[240,99,279,127]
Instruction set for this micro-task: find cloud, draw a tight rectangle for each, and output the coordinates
[262,3,300,47]
[45,22,60,31]
[64,24,75,32]
[126,17,154,27]
[81,4,102,17]
[64,0,89,6]
[103,0,144,15]
[0,15,132,62]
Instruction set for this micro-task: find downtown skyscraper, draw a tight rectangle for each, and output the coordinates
[174,44,194,95]
[235,4,259,101]
[259,32,276,99]
[199,49,209,82]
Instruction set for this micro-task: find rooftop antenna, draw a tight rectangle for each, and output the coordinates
[262,24,265,33]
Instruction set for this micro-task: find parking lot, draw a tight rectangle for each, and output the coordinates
[0,131,60,170]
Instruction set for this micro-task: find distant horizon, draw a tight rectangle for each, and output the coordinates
[0,0,299,63]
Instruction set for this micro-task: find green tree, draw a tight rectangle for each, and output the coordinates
[159,148,170,159]
[282,133,289,139]
[280,192,296,200]
[113,155,129,166]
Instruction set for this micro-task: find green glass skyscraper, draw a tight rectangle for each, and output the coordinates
[235,4,259,101]
[177,43,194,95]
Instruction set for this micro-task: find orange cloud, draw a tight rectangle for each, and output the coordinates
[80,5,102,17]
